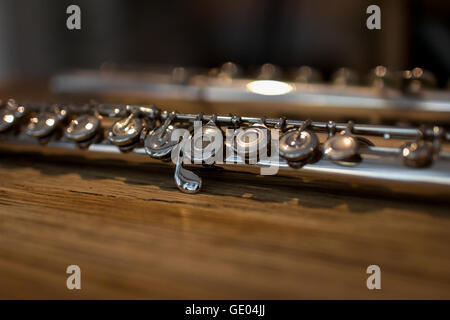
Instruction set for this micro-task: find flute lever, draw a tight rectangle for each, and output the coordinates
[174,143,202,194]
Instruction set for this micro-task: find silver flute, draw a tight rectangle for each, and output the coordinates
[51,65,450,123]
[1,98,449,198]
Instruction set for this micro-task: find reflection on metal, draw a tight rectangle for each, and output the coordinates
[174,145,202,194]
[246,80,294,96]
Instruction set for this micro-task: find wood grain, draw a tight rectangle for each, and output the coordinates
[0,143,449,299]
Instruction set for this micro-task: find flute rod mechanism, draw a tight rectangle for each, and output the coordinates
[166,113,450,140]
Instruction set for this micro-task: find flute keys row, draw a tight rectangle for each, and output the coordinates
[0,100,444,173]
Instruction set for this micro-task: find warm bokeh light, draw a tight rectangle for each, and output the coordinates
[45,118,55,127]
[3,114,14,123]
[246,80,294,96]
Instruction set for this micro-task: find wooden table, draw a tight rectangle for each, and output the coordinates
[0,143,449,299]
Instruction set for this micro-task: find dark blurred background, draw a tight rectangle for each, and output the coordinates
[0,0,449,85]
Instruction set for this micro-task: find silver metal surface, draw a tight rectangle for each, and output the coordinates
[173,145,202,194]
[0,109,16,132]
[15,99,450,140]
[401,141,434,168]
[323,133,359,161]
[185,123,223,164]
[279,128,319,161]
[107,114,142,146]
[1,134,449,196]
[144,114,179,159]
[1,99,450,196]
[51,70,450,121]
[232,123,269,158]
[25,112,59,138]
[164,113,450,141]
[65,115,100,142]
